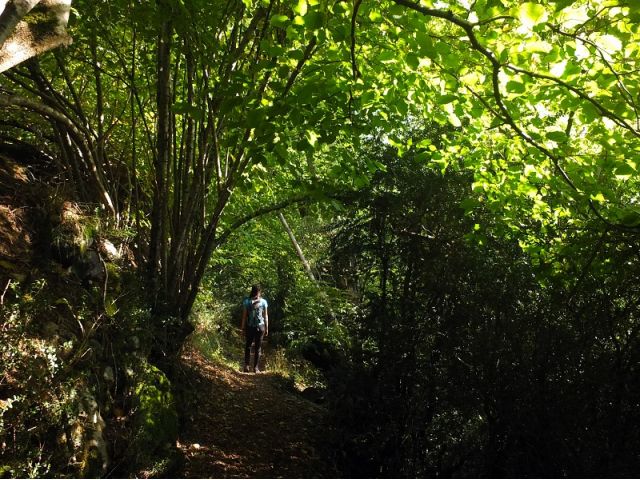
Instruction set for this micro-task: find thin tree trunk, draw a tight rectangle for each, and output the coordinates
[278,212,336,321]
[278,212,316,283]
[130,18,142,267]
[90,28,106,181]
[149,7,172,308]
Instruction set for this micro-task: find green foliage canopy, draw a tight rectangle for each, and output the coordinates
[3,0,640,319]
[346,0,640,263]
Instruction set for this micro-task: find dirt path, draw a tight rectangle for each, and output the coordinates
[175,347,338,478]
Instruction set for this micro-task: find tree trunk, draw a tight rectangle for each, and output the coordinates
[148,7,172,310]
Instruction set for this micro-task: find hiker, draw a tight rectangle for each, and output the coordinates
[241,284,269,373]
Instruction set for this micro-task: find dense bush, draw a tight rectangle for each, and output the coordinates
[326,150,640,477]
[0,199,180,478]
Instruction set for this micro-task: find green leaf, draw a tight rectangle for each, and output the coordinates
[518,2,547,27]
[270,14,290,27]
[460,197,481,212]
[414,151,430,162]
[293,0,307,16]
[305,129,319,147]
[303,11,323,29]
[580,102,600,123]
[274,143,288,160]
[378,50,396,64]
[437,94,458,105]
[405,53,420,70]
[550,0,576,12]
[614,163,636,177]
[369,10,383,22]
[359,90,376,106]
[415,139,432,149]
[506,81,526,93]
[415,31,435,57]
[263,42,285,56]
[333,24,348,41]
[296,81,318,103]
[546,130,568,143]
[620,210,640,227]
[247,109,265,128]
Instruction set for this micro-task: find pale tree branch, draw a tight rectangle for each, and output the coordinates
[279,212,317,282]
[0,0,40,48]
[215,195,309,247]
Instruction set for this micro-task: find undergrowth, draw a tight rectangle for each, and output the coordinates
[188,295,323,390]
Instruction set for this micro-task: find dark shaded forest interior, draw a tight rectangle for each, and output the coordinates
[2,0,640,478]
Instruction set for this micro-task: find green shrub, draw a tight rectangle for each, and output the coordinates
[123,361,179,477]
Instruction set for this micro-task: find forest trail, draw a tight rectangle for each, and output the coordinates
[175,347,338,478]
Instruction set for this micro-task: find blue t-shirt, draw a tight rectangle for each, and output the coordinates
[243,297,268,327]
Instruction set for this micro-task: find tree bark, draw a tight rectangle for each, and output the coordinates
[0,0,72,73]
[0,0,40,49]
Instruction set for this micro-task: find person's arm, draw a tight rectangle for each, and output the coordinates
[264,305,269,336]
[240,302,247,333]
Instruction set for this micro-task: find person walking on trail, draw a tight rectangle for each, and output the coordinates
[241,284,269,373]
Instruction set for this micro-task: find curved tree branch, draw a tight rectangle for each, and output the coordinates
[0,94,116,215]
[215,195,309,250]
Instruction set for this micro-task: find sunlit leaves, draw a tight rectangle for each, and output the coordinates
[517,3,548,28]
[293,0,307,16]
[72,0,640,276]
[369,10,383,23]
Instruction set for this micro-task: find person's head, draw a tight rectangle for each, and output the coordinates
[250,284,261,298]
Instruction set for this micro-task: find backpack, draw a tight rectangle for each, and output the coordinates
[247,297,264,327]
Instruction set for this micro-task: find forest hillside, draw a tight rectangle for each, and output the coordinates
[2,0,640,478]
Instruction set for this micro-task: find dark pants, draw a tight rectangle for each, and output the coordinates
[244,324,265,368]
